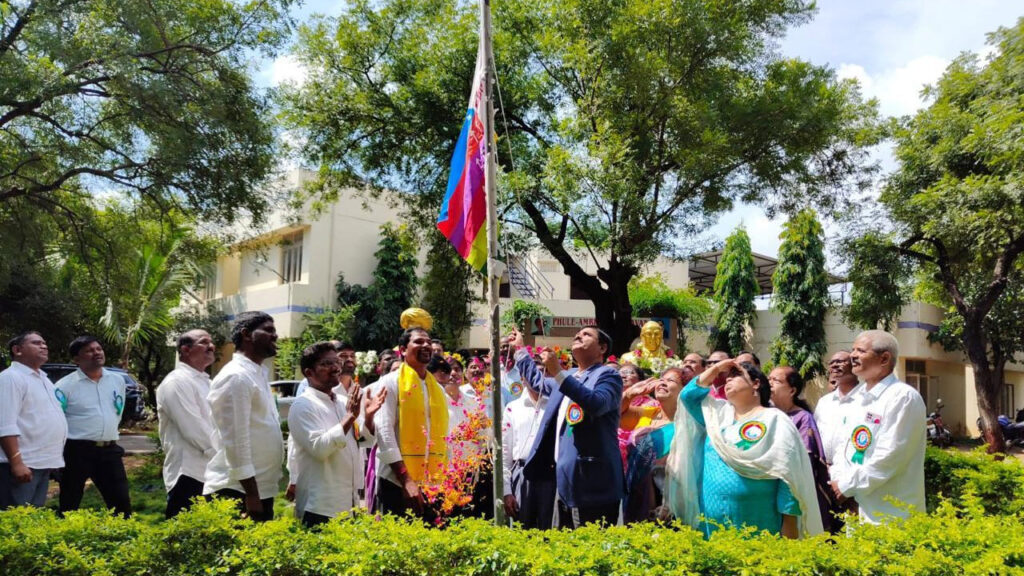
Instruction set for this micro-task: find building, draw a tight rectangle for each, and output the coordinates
[198,172,1023,437]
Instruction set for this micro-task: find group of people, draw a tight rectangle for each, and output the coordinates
[0,308,926,540]
[0,333,132,515]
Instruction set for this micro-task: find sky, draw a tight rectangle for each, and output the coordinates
[255,0,1024,264]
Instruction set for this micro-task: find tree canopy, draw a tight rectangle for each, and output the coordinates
[278,0,879,353]
[845,18,1024,452]
[0,0,294,228]
[770,208,829,379]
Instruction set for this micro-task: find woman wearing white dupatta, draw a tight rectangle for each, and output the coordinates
[665,360,823,538]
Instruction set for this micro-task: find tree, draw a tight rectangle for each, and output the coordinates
[336,223,419,351]
[0,0,293,228]
[709,227,759,354]
[840,231,912,332]
[420,230,478,349]
[846,21,1024,452]
[274,306,359,378]
[628,274,712,352]
[278,0,879,354]
[770,209,829,379]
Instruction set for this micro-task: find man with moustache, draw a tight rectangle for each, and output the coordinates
[829,330,926,524]
[510,326,624,528]
[681,353,706,376]
[372,327,448,519]
[288,342,386,527]
[815,350,860,465]
[204,311,282,521]
[157,329,217,518]
[56,336,132,516]
[0,332,67,509]
[287,341,384,504]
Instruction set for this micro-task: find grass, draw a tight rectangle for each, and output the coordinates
[44,452,293,525]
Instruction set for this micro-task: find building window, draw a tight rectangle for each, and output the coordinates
[906,359,926,375]
[1003,384,1016,415]
[281,232,303,284]
[202,266,217,300]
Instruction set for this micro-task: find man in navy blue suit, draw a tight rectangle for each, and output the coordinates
[509,326,624,528]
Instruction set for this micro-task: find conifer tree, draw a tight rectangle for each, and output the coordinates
[710,228,759,354]
[770,209,829,378]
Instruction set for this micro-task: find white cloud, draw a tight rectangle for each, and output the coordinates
[269,55,308,87]
[839,56,949,117]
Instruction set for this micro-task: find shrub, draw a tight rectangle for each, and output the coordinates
[924,445,1024,515]
[2,448,1023,575]
[2,497,1024,575]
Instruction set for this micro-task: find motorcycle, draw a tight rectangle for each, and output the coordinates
[927,399,952,447]
[976,412,1024,448]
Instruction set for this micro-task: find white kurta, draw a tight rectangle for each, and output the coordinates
[500,393,546,496]
[814,387,857,465]
[157,364,215,491]
[288,386,372,518]
[204,353,283,500]
[829,373,927,524]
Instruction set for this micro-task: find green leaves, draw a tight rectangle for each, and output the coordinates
[710,227,759,354]
[769,209,829,379]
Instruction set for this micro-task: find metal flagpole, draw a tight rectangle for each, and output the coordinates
[480,0,506,525]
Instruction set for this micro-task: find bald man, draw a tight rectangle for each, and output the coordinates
[157,330,217,518]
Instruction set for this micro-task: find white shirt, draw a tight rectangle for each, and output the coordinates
[294,378,309,398]
[373,368,444,487]
[0,362,67,468]
[55,368,125,442]
[448,386,488,461]
[286,380,372,487]
[500,392,546,496]
[829,373,927,524]
[814,386,857,465]
[288,386,373,518]
[203,353,283,499]
[157,363,215,491]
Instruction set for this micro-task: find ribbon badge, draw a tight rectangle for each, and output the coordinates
[55,389,68,412]
[113,391,124,416]
[508,381,524,398]
[851,425,872,464]
[735,421,766,450]
[565,402,584,436]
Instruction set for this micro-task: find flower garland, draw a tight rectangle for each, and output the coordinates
[421,380,494,520]
[624,346,683,374]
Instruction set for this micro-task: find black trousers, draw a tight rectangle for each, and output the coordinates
[518,478,556,529]
[215,488,274,522]
[59,440,131,517]
[302,510,331,528]
[374,479,438,524]
[165,475,205,519]
[557,499,619,529]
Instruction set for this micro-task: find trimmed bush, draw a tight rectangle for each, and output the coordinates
[1,499,1023,575]
[1,448,1023,575]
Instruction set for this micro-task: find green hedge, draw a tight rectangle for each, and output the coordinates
[924,446,1024,514]
[1,448,1023,576]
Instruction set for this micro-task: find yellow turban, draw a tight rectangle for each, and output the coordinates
[400,307,433,331]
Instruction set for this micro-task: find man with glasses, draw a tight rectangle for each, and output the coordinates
[0,332,66,510]
[828,330,926,524]
[288,342,385,527]
[815,351,859,466]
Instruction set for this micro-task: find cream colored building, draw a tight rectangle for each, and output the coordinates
[198,171,1023,438]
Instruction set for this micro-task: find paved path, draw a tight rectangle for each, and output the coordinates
[120,433,159,455]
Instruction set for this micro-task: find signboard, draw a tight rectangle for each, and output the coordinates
[546,316,671,340]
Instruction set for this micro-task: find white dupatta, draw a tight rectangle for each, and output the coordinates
[666,387,824,537]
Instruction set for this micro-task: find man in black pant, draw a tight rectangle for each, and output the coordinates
[55,336,132,517]
[157,329,217,518]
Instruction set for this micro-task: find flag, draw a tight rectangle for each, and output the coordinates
[437,43,489,271]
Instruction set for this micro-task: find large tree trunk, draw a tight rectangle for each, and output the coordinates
[963,319,1007,453]
[519,202,638,356]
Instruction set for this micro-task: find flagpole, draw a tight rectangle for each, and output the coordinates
[480,0,505,526]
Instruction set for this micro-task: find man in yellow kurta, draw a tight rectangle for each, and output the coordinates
[372,311,449,519]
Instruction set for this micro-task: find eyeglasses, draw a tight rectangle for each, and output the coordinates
[664,378,683,386]
[619,369,637,376]
[316,360,339,368]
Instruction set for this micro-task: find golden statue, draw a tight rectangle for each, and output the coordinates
[400,307,433,331]
[621,320,670,363]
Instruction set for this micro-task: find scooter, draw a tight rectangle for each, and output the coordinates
[976,414,1024,447]
[927,399,952,447]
